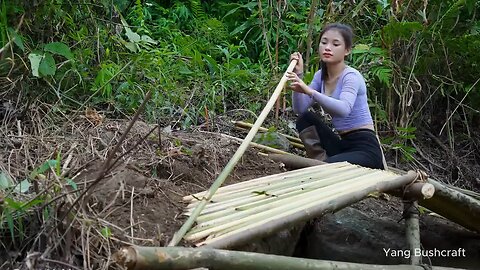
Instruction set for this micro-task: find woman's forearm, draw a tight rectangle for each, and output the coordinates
[292,91,313,115]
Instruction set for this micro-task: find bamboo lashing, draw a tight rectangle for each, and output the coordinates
[168,60,298,246]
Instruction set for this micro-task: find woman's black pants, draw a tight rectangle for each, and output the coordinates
[296,111,384,170]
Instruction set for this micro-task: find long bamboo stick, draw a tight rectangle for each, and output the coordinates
[200,171,418,248]
[233,121,302,143]
[114,246,464,270]
[168,60,298,246]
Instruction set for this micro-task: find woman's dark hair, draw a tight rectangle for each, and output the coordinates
[319,23,354,80]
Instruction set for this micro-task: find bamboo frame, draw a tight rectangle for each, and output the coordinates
[186,171,395,242]
[197,171,417,248]
[266,154,480,233]
[168,60,298,246]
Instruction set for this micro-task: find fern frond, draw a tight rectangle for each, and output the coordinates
[190,0,206,20]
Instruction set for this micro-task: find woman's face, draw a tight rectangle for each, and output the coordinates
[319,29,351,64]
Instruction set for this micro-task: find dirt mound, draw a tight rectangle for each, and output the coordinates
[77,128,286,248]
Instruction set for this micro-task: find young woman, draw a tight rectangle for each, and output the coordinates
[286,23,385,170]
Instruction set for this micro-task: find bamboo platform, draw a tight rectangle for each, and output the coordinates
[182,162,418,248]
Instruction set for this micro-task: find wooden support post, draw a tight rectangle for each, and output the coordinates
[404,201,421,265]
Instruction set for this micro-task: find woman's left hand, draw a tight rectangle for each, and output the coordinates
[286,71,311,95]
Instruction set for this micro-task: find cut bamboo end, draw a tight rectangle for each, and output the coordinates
[404,183,436,200]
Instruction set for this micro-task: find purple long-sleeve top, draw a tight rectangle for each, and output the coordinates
[292,66,373,131]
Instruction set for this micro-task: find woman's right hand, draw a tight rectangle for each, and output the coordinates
[290,52,304,75]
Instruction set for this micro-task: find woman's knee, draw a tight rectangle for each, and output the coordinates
[296,111,318,132]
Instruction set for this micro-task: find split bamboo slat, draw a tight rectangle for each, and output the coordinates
[181,162,412,247]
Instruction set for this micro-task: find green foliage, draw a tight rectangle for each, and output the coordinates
[27,41,73,78]
[254,128,291,151]
[2,0,479,164]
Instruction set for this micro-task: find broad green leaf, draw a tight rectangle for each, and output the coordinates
[28,52,43,77]
[0,172,13,189]
[44,42,73,60]
[101,226,112,238]
[66,178,77,190]
[14,179,31,193]
[123,41,137,53]
[125,27,140,43]
[39,160,58,174]
[179,65,193,75]
[39,52,56,76]
[8,28,24,51]
[141,35,157,44]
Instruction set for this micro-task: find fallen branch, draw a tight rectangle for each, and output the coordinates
[114,246,463,270]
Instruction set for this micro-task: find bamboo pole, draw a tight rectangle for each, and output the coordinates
[114,246,465,270]
[267,153,326,169]
[200,171,417,248]
[168,60,298,246]
[404,201,421,265]
[403,183,435,200]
